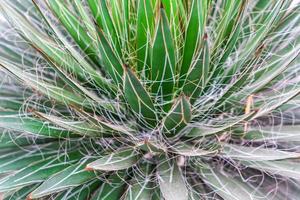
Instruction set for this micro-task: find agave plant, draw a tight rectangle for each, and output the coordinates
[0,0,299,199]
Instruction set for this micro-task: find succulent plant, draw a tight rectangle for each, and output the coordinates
[0,0,299,199]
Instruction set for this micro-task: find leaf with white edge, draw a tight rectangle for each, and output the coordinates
[72,0,99,42]
[3,184,39,200]
[124,67,157,127]
[252,43,299,93]
[186,112,255,137]
[136,0,154,73]
[200,167,262,200]
[0,96,23,111]
[241,159,300,179]
[233,125,300,142]
[0,144,58,173]
[0,112,72,138]
[212,0,245,59]
[163,95,191,135]
[37,111,134,138]
[86,148,141,171]
[157,157,188,200]
[54,179,101,200]
[87,0,122,57]
[213,20,242,79]
[34,112,102,137]
[183,37,209,104]
[136,138,167,153]
[124,182,152,200]
[151,8,176,106]
[254,84,300,118]
[98,30,124,85]
[161,0,182,59]
[0,132,52,149]
[31,1,115,94]
[1,2,111,94]
[221,143,300,161]
[223,1,284,82]
[124,164,154,200]
[0,151,81,192]
[29,159,96,199]
[35,112,133,138]
[47,0,100,64]
[91,174,124,200]
[179,0,207,87]
[0,60,94,111]
[232,39,300,103]
[171,142,217,157]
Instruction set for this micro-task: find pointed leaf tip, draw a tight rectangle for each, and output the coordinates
[124,68,157,127]
[163,95,191,135]
[158,158,188,200]
[85,166,94,171]
[86,148,141,171]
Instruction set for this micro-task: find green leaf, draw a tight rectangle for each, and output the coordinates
[151,8,176,106]
[54,179,100,200]
[29,159,96,199]
[3,184,39,200]
[0,96,23,111]
[124,67,157,127]
[212,0,244,54]
[73,0,99,40]
[109,1,123,37]
[157,157,188,200]
[0,144,58,174]
[86,148,141,171]
[199,167,262,200]
[136,138,167,153]
[87,0,122,57]
[179,0,207,87]
[0,151,81,192]
[163,95,191,135]
[32,2,115,94]
[35,112,104,137]
[98,30,124,85]
[0,112,72,138]
[119,0,131,54]
[91,174,124,200]
[208,63,256,111]
[239,39,300,97]
[171,142,217,157]
[47,0,100,64]
[136,0,154,73]
[161,0,182,61]
[1,2,110,94]
[0,132,51,149]
[186,112,255,138]
[254,84,300,118]
[182,37,210,104]
[241,159,300,179]
[36,111,134,138]
[0,60,95,111]
[252,0,292,30]
[0,38,33,68]
[222,143,300,161]
[223,1,284,83]
[211,2,245,79]
[124,164,154,200]
[227,37,300,108]
[272,5,300,38]
[235,125,300,142]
